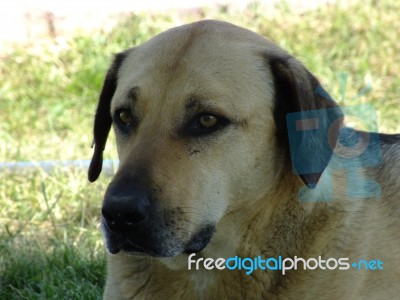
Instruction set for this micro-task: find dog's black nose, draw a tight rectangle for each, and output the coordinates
[102,184,150,232]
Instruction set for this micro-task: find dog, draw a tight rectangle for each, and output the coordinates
[88,20,400,299]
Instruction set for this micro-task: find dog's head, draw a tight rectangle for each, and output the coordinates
[88,20,342,257]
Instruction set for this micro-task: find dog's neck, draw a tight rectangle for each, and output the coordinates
[224,172,337,257]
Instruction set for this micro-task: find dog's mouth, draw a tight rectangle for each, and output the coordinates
[105,236,150,256]
[103,219,215,257]
[183,225,215,254]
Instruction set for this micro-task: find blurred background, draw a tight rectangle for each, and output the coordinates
[0,0,399,298]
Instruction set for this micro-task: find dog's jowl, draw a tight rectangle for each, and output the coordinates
[89,20,400,300]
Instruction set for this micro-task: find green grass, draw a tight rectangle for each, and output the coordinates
[0,241,105,299]
[1,1,399,298]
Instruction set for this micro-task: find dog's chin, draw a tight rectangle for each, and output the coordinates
[105,225,215,258]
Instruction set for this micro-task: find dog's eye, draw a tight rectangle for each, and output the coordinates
[118,110,132,126]
[199,114,218,128]
[114,109,136,134]
[184,113,229,137]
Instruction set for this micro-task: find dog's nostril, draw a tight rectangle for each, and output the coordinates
[102,208,118,230]
[102,211,146,230]
[102,202,148,231]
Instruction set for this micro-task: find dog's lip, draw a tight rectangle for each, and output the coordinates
[103,226,179,257]
[102,217,215,256]
[101,219,145,255]
[183,225,215,254]
[104,229,151,255]
[106,237,152,255]
[108,241,181,257]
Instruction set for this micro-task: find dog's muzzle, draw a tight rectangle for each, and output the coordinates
[101,179,215,256]
[101,183,159,255]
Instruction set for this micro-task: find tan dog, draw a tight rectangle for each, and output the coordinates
[88,20,400,299]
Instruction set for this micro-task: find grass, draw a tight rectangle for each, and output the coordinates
[0,1,399,298]
[0,242,105,299]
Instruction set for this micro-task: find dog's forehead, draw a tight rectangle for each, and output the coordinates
[113,20,276,115]
[123,20,274,70]
[130,20,269,60]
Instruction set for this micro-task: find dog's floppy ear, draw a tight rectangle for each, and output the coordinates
[268,53,344,188]
[88,52,127,182]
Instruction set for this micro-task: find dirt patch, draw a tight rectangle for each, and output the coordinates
[0,0,341,52]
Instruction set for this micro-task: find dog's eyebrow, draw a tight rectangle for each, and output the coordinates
[127,87,139,102]
[185,97,200,109]
[185,97,221,113]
